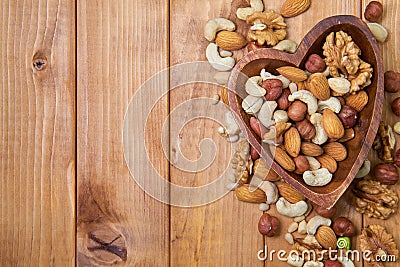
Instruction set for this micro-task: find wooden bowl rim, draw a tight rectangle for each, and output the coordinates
[227,15,383,208]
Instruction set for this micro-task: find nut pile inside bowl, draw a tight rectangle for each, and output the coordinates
[243,31,373,187]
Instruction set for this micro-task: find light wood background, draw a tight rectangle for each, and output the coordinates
[0,0,399,266]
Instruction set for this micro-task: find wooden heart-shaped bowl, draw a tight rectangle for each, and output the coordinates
[228,15,383,208]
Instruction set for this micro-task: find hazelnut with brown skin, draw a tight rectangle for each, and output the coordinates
[262,79,283,101]
[293,155,310,174]
[364,1,383,22]
[324,259,342,267]
[391,97,400,116]
[385,71,400,93]
[250,146,260,161]
[332,217,356,237]
[314,204,337,219]
[288,100,307,122]
[258,213,280,237]
[277,89,291,110]
[296,119,316,140]
[305,54,326,73]
[338,105,358,128]
[374,163,399,185]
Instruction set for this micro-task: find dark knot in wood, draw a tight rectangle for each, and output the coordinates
[33,58,46,71]
[88,232,127,261]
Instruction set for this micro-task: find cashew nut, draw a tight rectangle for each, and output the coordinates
[227,134,239,143]
[245,76,266,96]
[285,233,294,244]
[287,254,304,267]
[306,215,331,235]
[259,203,270,211]
[219,49,232,57]
[260,69,274,80]
[263,122,291,145]
[303,168,332,187]
[305,156,321,171]
[303,261,323,267]
[338,257,355,267]
[204,18,236,42]
[214,72,231,85]
[273,110,289,123]
[294,215,305,222]
[288,90,318,115]
[258,101,277,128]
[298,220,307,234]
[303,234,321,247]
[277,75,290,89]
[273,40,298,54]
[310,113,328,145]
[317,97,342,113]
[236,0,264,20]
[225,111,240,136]
[276,197,308,217]
[289,82,298,93]
[206,43,235,71]
[328,77,351,94]
[242,95,263,115]
[355,159,371,178]
[259,181,279,204]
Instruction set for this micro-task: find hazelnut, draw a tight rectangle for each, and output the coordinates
[305,54,326,73]
[247,41,265,52]
[338,105,358,128]
[258,213,280,237]
[277,89,291,110]
[364,1,383,22]
[324,259,342,267]
[314,204,337,218]
[332,217,356,237]
[374,163,399,185]
[287,100,307,122]
[262,79,283,101]
[293,155,310,174]
[250,145,260,161]
[391,97,400,116]
[394,149,400,168]
[385,71,400,93]
[250,117,264,138]
[296,119,316,140]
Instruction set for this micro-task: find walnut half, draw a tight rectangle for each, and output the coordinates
[352,179,398,219]
[373,121,396,163]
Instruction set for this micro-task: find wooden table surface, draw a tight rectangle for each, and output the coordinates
[1,0,399,266]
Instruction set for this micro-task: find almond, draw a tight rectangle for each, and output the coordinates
[284,127,301,157]
[271,145,296,171]
[306,73,330,100]
[338,128,355,142]
[280,0,311,18]
[322,109,345,139]
[315,226,337,249]
[277,66,308,82]
[221,85,229,105]
[317,154,338,173]
[300,142,324,157]
[235,184,267,203]
[345,90,368,112]
[323,142,348,161]
[277,183,305,203]
[216,31,248,51]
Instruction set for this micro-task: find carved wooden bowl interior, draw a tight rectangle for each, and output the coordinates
[228,15,383,208]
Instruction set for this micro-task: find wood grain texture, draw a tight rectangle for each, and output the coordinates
[0,0,76,266]
[362,1,400,267]
[77,0,169,266]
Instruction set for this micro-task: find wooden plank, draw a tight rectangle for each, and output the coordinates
[76,0,170,266]
[169,1,264,266]
[362,1,400,266]
[0,0,76,266]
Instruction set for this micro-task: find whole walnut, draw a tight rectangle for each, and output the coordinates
[338,105,358,128]
[262,79,283,101]
[364,1,383,22]
[277,89,291,110]
[305,54,326,73]
[288,100,307,122]
[374,163,399,185]
[385,71,400,93]
[258,213,280,237]
[332,217,356,237]
[296,119,316,140]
